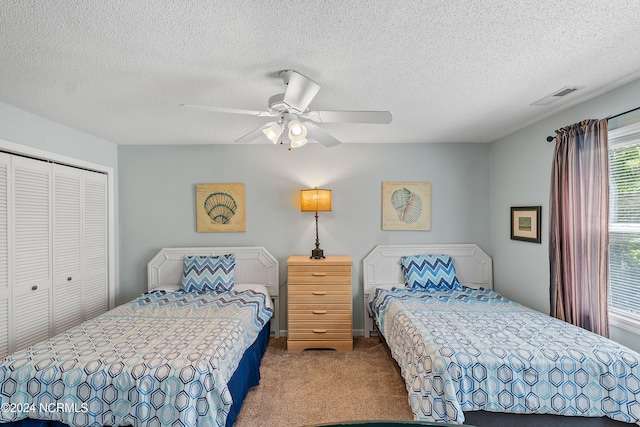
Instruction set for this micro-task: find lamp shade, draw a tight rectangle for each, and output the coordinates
[288,120,308,148]
[301,188,332,212]
[290,137,308,148]
[262,122,283,144]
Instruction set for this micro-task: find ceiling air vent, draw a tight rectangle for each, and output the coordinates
[530,86,584,106]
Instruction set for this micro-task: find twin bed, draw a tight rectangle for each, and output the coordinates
[363,244,640,427]
[0,246,278,427]
[1,243,639,427]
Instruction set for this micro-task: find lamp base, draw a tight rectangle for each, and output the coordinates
[310,248,325,259]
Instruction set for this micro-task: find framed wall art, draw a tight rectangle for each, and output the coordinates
[196,183,246,232]
[510,206,541,243]
[382,182,432,231]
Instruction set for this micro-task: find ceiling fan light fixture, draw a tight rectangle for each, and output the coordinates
[288,120,308,148]
[291,124,303,136]
[183,69,392,149]
[289,120,307,138]
[263,122,283,144]
[290,137,308,148]
[289,120,307,139]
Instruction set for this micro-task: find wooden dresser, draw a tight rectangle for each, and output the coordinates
[287,256,353,352]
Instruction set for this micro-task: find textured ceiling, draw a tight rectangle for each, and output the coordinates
[1,1,640,146]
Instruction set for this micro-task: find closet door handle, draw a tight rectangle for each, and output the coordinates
[311,291,327,296]
[67,276,73,281]
[312,329,328,334]
[312,310,327,314]
[31,286,38,291]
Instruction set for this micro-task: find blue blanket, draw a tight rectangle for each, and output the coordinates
[0,289,273,427]
[370,287,640,425]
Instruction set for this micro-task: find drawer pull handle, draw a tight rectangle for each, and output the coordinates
[67,276,73,281]
[31,285,38,291]
[312,310,327,314]
[311,291,327,295]
[311,272,327,276]
[312,329,328,334]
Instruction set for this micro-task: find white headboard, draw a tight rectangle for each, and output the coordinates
[147,246,279,297]
[362,243,492,337]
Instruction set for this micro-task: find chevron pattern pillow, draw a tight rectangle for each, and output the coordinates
[180,254,235,293]
[400,254,461,291]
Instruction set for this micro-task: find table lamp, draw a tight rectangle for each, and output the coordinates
[300,188,332,259]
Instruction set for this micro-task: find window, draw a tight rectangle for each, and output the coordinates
[609,121,640,333]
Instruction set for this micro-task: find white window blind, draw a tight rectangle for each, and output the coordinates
[609,122,640,322]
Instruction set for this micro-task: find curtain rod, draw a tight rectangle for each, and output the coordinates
[545,106,640,142]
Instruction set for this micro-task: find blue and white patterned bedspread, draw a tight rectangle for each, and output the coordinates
[0,289,273,427]
[370,287,640,425]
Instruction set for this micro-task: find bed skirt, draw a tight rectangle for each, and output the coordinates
[225,322,270,426]
[0,323,271,427]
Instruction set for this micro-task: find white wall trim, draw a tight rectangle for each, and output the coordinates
[0,138,116,310]
[610,308,640,336]
[609,121,640,147]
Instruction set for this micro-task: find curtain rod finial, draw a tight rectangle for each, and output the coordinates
[546,136,555,142]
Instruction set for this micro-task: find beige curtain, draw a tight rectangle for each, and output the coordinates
[549,119,609,337]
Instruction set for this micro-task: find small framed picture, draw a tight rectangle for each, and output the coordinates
[510,206,541,243]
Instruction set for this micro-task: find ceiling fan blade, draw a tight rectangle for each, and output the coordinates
[282,70,320,113]
[235,124,269,144]
[303,110,392,124]
[181,104,275,117]
[303,121,341,147]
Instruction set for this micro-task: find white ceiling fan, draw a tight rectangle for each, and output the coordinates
[181,70,392,149]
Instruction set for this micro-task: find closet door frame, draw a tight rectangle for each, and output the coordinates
[0,153,12,356]
[0,139,115,311]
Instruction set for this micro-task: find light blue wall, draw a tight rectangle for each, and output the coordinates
[489,78,640,352]
[118,142,490,333]
[0,102,117,167]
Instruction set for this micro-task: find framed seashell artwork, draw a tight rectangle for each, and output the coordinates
[195,183,246,232]
[382,182,432,230]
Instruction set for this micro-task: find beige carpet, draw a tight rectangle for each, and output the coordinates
[234,337,414,427]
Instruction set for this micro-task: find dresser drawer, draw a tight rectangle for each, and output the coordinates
[288,285,351,303]
[288,265,351,273]
[288,321,353,340]
[288,266,351,285]
[288,304,351,321]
